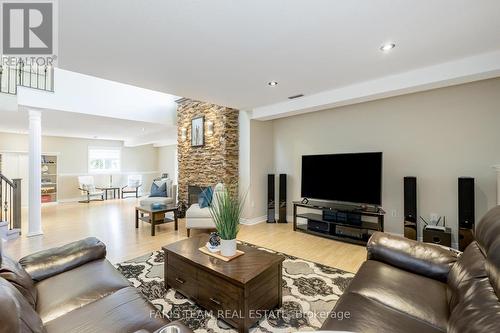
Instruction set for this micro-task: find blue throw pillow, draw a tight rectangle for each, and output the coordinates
[150,182,167,197]
[198,187,213,209]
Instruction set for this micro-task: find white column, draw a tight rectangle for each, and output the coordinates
[28,110,43,237]
[495,166,500,206]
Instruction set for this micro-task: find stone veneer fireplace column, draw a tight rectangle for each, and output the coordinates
[177,99,239,204]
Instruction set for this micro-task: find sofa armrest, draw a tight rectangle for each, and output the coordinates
[19,237,106,282]
[367,232,459,282]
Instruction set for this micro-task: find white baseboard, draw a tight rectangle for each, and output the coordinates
[240,215,267,225]
[272,214,294,223]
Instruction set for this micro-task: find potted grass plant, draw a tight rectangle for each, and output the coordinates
[208,183,245,256]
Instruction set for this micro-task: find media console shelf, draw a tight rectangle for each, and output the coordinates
[293,200,385,245]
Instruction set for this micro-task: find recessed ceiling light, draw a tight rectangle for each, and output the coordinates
[380,42,396,52]
[268,81,278,86]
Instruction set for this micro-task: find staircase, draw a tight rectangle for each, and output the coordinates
[0,59,54,95]
[0,174,22,240]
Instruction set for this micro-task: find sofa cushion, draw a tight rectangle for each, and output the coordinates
[474,205,500,298]
[447,242,488,311]
[346,260,449,331]
[43,287,168,333]
[447,274,500,333]
[35,259,130,323]
[322,292,444,333]
[0,277,46,333]
[1,253,38,308]
[186,203,212,219]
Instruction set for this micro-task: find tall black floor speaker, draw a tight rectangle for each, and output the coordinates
[278,174,287,223]
[458,177,475,251]
[404,177,417,240]
[267,174,276,223]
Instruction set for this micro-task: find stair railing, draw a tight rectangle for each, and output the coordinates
[0,59,54,95]
[0,174,22,232]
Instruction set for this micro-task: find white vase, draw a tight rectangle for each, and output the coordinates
[220,238,237,257]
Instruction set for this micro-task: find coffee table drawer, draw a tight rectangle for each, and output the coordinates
[167,265,197,297]
[197,269,241,311]
[167,253,197,277]
[198,283,240,313]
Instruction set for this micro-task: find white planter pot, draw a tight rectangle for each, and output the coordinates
[220,238,237,257]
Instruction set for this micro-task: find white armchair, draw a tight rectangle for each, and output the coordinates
[78,176,104,203]
[139,177,177,206]
[185,183,223,237]
[121,175,142,198]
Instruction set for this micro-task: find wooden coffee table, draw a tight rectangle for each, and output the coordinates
[162,234,284,333]
[135,204,178,236]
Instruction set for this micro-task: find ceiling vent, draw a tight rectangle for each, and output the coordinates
[288,94,304,100]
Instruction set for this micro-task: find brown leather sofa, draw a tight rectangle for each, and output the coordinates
[322,205,500,333]
[0,237,190,333]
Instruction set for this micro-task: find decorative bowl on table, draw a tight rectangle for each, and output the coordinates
[151,202,167,210]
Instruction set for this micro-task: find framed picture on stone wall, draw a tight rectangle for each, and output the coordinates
[191,116,204,147]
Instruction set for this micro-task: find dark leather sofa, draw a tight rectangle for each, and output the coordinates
[322,205,500,332]
[0,237,190,333]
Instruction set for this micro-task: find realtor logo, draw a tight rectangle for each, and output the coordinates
[2,1,53,54]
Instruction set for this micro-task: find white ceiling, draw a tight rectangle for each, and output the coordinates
[18,68,179,125]
[0,109,177,146]
[1,68,179,146]
[57,0,500,113]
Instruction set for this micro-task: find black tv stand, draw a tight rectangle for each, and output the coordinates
[293,200,385,245]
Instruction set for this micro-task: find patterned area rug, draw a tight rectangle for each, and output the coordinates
[116,242,354,332]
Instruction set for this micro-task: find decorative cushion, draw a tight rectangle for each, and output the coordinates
[150,182,167,197]
[82,184,95,192]
[198,187,213,209]
[211,183,225,211]
[153,179,167,188]
[0,254,38,308]
[0,277,45,333]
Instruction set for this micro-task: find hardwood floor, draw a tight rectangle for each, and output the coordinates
[2,199,366,273]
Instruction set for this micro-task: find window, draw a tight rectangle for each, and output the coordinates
[88,148,121,173]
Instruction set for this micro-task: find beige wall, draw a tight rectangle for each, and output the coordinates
[239,111,275,221]
[249,119,274,220]
[157,144,177,182]
[0,132,162,201]
[271,78,500,245]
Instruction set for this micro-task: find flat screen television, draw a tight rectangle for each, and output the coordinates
[301,152,382,206]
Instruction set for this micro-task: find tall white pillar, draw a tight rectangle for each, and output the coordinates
[28,110,43,237]
[495,166,500,206]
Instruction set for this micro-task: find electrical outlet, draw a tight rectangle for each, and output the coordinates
[391,210,398,217]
